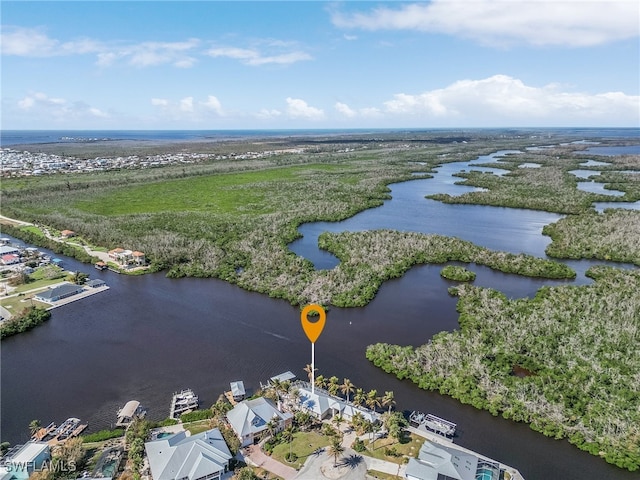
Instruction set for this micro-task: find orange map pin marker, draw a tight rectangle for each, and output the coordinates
[300,304,326,343]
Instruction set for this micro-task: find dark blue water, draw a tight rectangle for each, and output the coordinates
[2,128,639,147]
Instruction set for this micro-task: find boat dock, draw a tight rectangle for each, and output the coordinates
[409,411,457,438]
[33,418,87,444]
[170,389,199,419]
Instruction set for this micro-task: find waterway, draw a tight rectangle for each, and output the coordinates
[2,148,639,480]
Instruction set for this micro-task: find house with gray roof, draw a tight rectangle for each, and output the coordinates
[405,440,502,480]
[0,441,50,480]
[226,397,292,447]
[34,282,84,304]
[144,428,232,480]
[295,385,378,423]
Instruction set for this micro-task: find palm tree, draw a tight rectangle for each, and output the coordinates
[266,418,279,440]
[29,419,41,437]
[282,425,295,462]
[382,391,395,414]
[353,388,366,407]
[315,374,326,389]
[332,414,344,432]
[328,438,344,467]
[327,376,340,396]
[366,390,381,413]
[371,422,381,450]
[303,364,317,383]
[340,378,355,403]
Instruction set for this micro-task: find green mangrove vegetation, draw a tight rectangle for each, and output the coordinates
[316,230,574,306]
[440,265,476,282]
[2,135,580,307]
[0,306,51,339]
[366,266,640,471]
[543,209,640,266]
[428,146,640,214]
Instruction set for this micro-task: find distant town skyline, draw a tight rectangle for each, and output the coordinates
[2,1,639,129]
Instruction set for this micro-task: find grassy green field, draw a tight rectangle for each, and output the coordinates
[359,432,424,465]
[270,431,331,470]
[74,164,348,216]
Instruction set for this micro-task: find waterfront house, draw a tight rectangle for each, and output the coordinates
[226,397,293,447]
[405,440,502,480]
[0,246,20,256]
[1,254,20,265]
[34,282,84,304]
[60,230,75,238]
[144,428,232,480]
[295,384,378,423]
[0,442,50,480]
[132,251,146,266]
[116,400,146,427]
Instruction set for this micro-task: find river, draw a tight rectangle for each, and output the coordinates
[2,148,639,479]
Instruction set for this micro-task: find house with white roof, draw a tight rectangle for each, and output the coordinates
[144,428,232,480]
[405,440,502,480]
[226,397,292,447]
[295,385,378,423]
[0,442,50,480]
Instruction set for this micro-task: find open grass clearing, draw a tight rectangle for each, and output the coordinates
[270,431,332,470]
[359,432,423,465]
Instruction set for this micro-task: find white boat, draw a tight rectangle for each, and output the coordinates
[170,389,199,419]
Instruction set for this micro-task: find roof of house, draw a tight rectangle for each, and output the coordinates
[7,442,49,464]
[86,279,106,288]
[226,397,292,438]
[230,381,245,397]
[61,230,75,235]
[0,246,19,255]
[295,386,378,423]
[405,441,478,480]
[1,254,19,262]
[145,428,232,480]
[35,282,83,301]
[132,251,145,257]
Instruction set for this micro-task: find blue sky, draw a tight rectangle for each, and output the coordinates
[2,1,639,129]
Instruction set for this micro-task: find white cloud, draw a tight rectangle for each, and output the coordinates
[335,102,357,118]
[206,43,312,66]
[16,92,108,120]
[1,26,102,56]
[286,97,325,120]
[151,98,169,107]
[381,75,640,124]
[331,0,640,47]
[343,34,358,41]
[254,108,283,119]
[179,97,194,112]
[202,95,224,116]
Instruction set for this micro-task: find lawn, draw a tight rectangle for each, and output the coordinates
[73,164,349,216]
[270,431,332,470]
[359,432,424,465]
[184,420,211,435]
[367,470,403,480]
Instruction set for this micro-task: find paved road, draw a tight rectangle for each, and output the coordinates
[244,444,298,480]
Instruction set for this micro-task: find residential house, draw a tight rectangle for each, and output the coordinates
[405,440,502,480]
[0,442,51,480]
[1,254,20,266]
[295,385,378,423]
[60,230,75,238]
[226,397,292,447]
[132,251,146,266]
[34,282,84,304]
[144,428,232,480]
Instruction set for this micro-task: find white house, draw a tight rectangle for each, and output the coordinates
[0,442,51,480]
[295,385,378,423]
[144,428,232,480]
[226,397,292,447]
[405,441,502,480]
